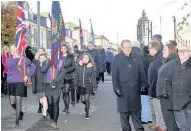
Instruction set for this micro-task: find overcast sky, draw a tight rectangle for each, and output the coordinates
[29,0,190,44]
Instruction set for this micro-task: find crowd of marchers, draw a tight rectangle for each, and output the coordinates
[1,42,113,129]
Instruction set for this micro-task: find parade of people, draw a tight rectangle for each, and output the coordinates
[1,0,191,131]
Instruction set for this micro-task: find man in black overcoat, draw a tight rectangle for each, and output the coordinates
[112,40,147,131]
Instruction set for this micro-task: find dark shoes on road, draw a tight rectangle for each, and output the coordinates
[37,109,42,113]
[19,111,24,120]
[62,108,70,114]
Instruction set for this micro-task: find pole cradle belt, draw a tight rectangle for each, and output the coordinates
[16,60,27,86]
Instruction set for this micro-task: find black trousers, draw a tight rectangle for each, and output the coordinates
[70,81,75,103]
[99,73,104,82]
[120,111,144,131]
[106,62,111,74]
[160,98,179,131]
[47,96,60,123]
[76,89,80,102]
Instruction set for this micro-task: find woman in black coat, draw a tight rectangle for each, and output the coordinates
[74,53,97,119]
[60,44,75,114]
[156,43,179,131]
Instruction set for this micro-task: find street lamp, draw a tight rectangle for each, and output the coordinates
[137,10,152,47]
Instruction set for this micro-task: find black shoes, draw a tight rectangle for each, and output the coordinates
[19,112,24,120]
[62,108,67,112]
[82,101,85,105]
[85,111,90,120]
[15,121,19,126]
[142,122,148,124]
[62,108,69,114]
[85,107,90,120]
[37,109,42,113]
[142,121,152,124]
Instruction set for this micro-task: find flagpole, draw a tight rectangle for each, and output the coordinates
[79,19,84,52]
[37,1,40,50]
[90,19,95,45]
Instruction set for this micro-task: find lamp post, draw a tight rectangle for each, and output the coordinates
[137,10,152,46]
[173,16,177,40]
[37,1,40,50]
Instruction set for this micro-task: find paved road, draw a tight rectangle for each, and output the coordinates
[1,75,153,131]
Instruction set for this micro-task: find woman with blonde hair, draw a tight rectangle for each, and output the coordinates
[6,45,36,126]
[1,45,11,96]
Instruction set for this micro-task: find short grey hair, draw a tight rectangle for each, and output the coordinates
[121,39,131,47]
[132,41,141,49]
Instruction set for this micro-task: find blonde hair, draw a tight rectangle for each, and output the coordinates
[2,45,9,53]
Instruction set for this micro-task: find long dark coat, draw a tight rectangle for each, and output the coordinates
[98,49,106,73]
[170,57,191,111]
[112,52,147,112]
[156,55,179,131]
[156,55,177,98]
[63,53,75,80]
[86,49,101,74]
[148,51,163,98]
[32,59,47,93]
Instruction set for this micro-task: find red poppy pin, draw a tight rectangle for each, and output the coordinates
[182,66,185,70]
[133,58,136,62]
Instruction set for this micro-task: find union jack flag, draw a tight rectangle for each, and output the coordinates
[15,1,27,56]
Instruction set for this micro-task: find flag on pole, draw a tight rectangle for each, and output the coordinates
[50,1,66,68]
[90,19,95,45]
[15,1,27,56]
[79,19,84,50]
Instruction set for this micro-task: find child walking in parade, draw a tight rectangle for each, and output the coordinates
[32,47,46,114]
[6,45,36,126]
[32,51,48,120]
[42,48,75,129]
[74,53,97,119]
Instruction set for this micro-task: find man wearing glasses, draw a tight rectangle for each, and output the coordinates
[112,40,147,131]
[170,45,191,130]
